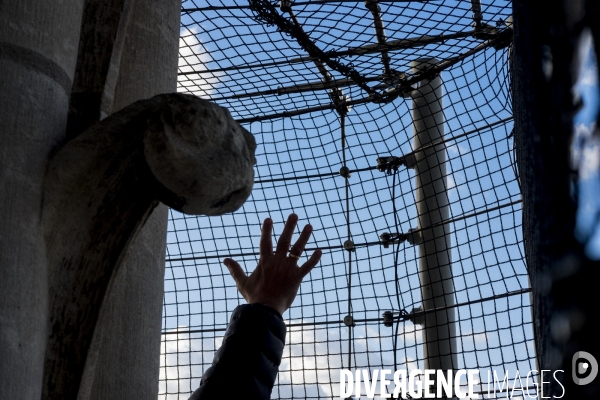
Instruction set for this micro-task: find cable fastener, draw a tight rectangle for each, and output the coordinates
[279,0,291,12]
[406,228,423,246]
[343,240,355,252]
[379,232,407,248]
[382,309,409,326]
[409,306,424,325]
[376,153,416,174]
[331,90,352,115]
[343,315,356,327]
[376,156,403,175]
[339,166,352,178]
[382,311,394,327]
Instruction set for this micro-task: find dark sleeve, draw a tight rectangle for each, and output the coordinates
[188,303,286,400]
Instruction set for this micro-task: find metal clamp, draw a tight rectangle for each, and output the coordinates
[343,240,355,252]
[279,0,291,12]
[343,315,356,327]
[406,228,423,246]
[382,310,394,327]
[339,166,352,178]
[376,156,403,175]
[376,152,418,174]
[379,232,407,248]
[331,90,352,115]
[409,306,424,326]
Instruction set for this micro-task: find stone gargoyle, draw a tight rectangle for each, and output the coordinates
[41,93,255,400]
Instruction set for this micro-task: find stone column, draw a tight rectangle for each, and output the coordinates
[409,58,457,377]
[80,1,180,399]
[0,2,84,399]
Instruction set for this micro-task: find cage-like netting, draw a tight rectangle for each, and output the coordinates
[160,1,537,398]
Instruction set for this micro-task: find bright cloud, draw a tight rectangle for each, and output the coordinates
[276,321,426,399]
[573,123,600,180]
[577,30,598,88]
[447,143,468,156]
[158,319,521,399]
[178,28,222,98]
[158,328,222,400]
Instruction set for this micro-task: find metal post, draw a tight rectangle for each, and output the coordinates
[409,58,458,377]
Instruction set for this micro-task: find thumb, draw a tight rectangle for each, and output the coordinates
[224,258,247,288]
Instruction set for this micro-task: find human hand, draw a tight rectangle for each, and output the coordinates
[224,214,322,315]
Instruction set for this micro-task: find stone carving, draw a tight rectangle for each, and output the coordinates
[143,94,256,214]
[41,93,255,400]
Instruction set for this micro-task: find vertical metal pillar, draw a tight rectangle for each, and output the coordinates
[409,58,458,375]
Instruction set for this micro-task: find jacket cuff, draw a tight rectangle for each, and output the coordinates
[189,303,286,400]
[249,303,284,321]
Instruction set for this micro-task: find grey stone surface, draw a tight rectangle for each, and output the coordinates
[79,208,168,400]
[66,0,135,139]
[2,2,254,399]
[0,1,84,399]
[144,97,257,215]
[84,4,180,397]
[82,4,178,398]
[0,1,83,80]
[43,93,255,400]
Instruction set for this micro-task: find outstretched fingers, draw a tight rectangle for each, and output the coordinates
[275,213,298,255]
[299,249,322,278]
[289,224,313,259]
[259,218,273,259]
[224,258,248,290]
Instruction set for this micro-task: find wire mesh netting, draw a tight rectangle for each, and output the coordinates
[160,1,537,398]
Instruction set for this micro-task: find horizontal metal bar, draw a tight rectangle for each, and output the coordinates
[178,58,305,76]
[181,0,439,13]
[162,326,230,335]
[164,239,382,263]
[377,199,522,248]
[234,30,511,123]
[413,116,513,155]
[204,76,370,101]
[235,95,371,123]
[210,88,280,101]
[178,31,478,77]
[377,116,513,173]
[430,199,522,229]
[165,199,521,263]
[254,165,377,184]
[390,288,532,322]
[192,33,480,102]
[160,288,532,335]
[338,30,475,58]
[275,77,361,95]
[254,117,512,184]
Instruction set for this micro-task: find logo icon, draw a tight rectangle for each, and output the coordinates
[572,351,598,385]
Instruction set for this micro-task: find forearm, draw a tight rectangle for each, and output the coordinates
[189,304,286,400]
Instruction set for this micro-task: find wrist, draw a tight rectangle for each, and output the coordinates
[249,301,286,315]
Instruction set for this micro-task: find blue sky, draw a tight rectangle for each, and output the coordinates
[152,2,597,398]
[573,29,600,259]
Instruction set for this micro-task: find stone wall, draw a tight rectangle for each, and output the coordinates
[0,1,178,398]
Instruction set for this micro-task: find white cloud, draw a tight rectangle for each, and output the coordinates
[447,144,468,156]
[278,321,424,399]
[158,320,427,400]
[573,123,600,180]
[448,145,459,156]
[580,64,598,87]
[158,327,221,399]
[178,28,222,98]
[577,30,598,88]
[445,173,460,201]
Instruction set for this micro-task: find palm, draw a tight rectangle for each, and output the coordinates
[224,214,322,315]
